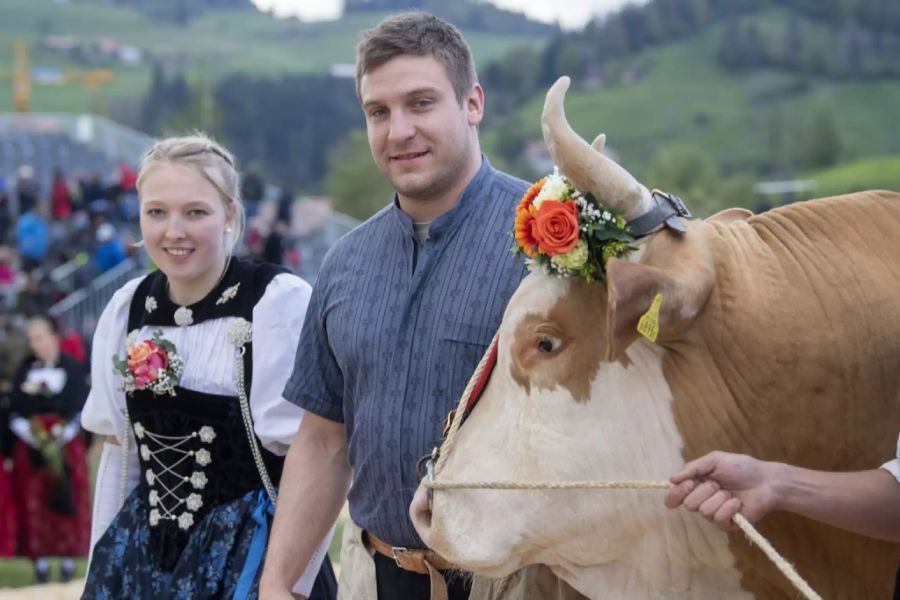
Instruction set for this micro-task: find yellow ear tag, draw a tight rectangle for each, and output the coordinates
[636,293,663,343]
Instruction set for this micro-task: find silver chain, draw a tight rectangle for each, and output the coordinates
[119,405,131,508]
[235,345,278,504]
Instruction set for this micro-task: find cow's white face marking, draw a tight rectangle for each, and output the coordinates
[420,271,751,598]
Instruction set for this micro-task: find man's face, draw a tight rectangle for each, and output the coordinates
[360,54,483,204]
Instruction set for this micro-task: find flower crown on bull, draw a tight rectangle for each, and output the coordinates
[513,168,635,282]
[513,76,691,282]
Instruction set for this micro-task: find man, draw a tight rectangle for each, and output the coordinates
[261,12,584,600]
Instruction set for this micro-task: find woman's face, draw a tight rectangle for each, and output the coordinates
[139,163,233,300]
[27,320,59,363]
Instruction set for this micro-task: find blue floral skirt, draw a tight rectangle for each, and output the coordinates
[82,488,336,599]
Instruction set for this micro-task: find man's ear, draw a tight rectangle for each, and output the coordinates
[604,249,715,361]
[466,83,484,127]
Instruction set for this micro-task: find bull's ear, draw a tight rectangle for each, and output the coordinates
[604,254,714,361]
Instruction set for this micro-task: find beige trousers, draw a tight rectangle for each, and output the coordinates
[337,519,587,600]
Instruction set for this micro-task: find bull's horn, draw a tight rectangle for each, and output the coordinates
[541,76,652,221]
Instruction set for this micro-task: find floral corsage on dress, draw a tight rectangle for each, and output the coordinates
[113,330,184,396]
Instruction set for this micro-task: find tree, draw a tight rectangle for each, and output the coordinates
[325,129,395,220]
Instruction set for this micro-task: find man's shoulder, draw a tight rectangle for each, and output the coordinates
[317,203,395,279]
[489,168,530,197]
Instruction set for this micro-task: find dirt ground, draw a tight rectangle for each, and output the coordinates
[0,581,83,599]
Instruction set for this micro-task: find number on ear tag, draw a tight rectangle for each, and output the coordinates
[636,293,662,343]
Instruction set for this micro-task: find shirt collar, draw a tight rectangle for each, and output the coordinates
[391,156,494,241]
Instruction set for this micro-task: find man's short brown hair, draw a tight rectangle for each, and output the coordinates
[355,12,477,104]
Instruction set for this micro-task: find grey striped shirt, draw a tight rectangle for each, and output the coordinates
[283,158,528,546]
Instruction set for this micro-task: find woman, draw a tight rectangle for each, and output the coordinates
[81,134,336,599]
[9,314,90,582]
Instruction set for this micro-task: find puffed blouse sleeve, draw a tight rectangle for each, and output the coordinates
[81,276,145,442]
[250,272,312,456]
[881,431,900,484]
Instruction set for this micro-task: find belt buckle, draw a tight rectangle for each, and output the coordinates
[391,546,409,569]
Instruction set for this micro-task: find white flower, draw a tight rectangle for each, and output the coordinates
[145,469,155,485]
[149,509,160,526]
[602,210,612,221]
[533,168,568,209]
[216,283,240,305]
[227,318,252,347]
[190,471,208,489]
[149,490,159,506]
[174,306,193,327]
[145,296,158,314]
[198,426,216,443]
[186,493,203,511]
[140,445,151,461]
[195,448,211,466]
[126,329,140,347]
[133,422,145,439]
[177,512,194,530]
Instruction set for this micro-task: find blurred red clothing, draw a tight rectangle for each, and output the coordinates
[60,331,87,364]
[51,176,72,220]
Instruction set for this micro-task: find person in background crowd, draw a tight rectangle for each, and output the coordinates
[80,133,336,599]
[51,169,73,221]
[16,204,49,273]
[9,315,91,583]
[93,222,127,274]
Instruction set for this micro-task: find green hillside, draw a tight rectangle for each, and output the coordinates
[482,7,900,215]
[0,0,548,114]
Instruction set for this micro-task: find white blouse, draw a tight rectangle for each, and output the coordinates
[82,272,312,457]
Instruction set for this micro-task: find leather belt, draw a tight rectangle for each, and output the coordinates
[364,530,457,575]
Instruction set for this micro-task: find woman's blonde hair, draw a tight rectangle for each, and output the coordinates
[137,133,245,253]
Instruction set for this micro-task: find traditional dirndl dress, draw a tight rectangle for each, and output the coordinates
[82,260,336,599]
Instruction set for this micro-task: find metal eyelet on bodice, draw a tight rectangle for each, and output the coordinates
[135,420,216,530]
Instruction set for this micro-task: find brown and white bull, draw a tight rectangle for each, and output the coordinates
[410,76,900,599]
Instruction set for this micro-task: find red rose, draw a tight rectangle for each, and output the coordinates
[532,200,580,256]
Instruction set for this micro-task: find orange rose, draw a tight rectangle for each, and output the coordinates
[127,342,153,369]
[532,200,580,257]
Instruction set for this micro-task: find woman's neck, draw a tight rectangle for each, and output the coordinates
[166,257,230,306]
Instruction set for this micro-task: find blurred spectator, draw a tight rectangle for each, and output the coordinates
[0,178,11,245]
[263,221,288,266]
[116,162,137,193]
[0,246,17,311]
[78,171,104,206]
[15,165,39,215]
[50,169,72,221]
[9,315,90,583]
[241,169,264,218]
[276,185,294,226]
[16,269,55,317]
[16,205,49,272]
[92,222,127,274]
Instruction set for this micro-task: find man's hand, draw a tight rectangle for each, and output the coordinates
[664,451,780,530]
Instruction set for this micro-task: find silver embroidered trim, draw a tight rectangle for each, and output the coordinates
[186,493,203,511]
[216,282,240,306]
[227,318,252,347]
[177,512,194,530]
[199,426,216,443]
[173,306,193,327]
[195,448,211,466]
[190,471,208,489]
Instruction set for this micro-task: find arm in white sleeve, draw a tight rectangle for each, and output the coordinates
[250,273,313,454]
[9,416,38,448]
[88,440,140,567]
[880,431,900,483]
[81,276,143,442]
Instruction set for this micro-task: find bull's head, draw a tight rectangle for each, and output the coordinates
[410,77,727,595]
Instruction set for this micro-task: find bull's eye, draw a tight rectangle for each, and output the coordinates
[537,335,562,354]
